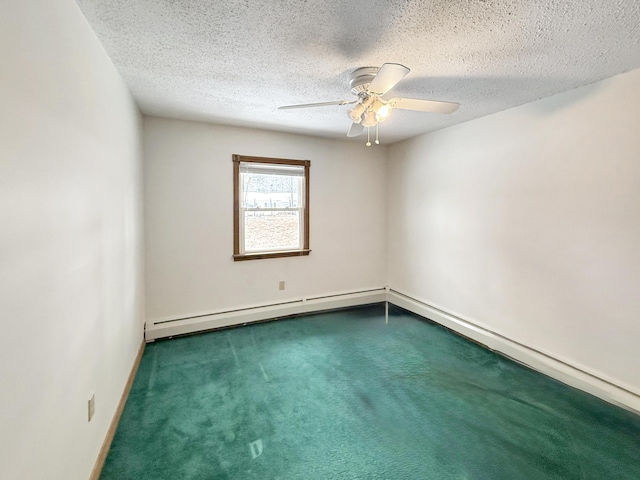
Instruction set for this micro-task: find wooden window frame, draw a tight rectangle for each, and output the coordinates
[233,154,310,261]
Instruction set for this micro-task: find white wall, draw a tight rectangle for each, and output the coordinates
[2,1,635,473]
[144,117,387,323]
[0,2,144,479]
[388,69,640,397]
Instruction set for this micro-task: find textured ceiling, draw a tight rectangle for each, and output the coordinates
[77,0,640,144]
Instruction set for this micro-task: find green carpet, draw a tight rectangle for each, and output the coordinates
[101,305,640,479]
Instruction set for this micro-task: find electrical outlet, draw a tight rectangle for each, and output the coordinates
[88,394,95,422]
[279,281,285,291]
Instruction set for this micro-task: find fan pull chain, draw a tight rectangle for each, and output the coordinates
[366,127,371,147]
[375,123,380,145]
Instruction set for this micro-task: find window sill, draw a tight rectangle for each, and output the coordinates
[233,249,311,262]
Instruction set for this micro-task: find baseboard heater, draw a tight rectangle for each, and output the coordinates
[145,287,639,414]
[387,288,640,415]
[145,288,387,341]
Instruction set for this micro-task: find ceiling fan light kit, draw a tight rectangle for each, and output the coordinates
[348,103,366,123]
[279,63,459,146]
[361,110,377,128]
[373,100,392,122]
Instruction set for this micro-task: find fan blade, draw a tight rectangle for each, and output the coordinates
[389,97,459,114]
[347,122,364,137]
[368,63,410,95]
[278,100,356,110]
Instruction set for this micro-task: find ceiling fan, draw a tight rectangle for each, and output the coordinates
[278,63,459,145]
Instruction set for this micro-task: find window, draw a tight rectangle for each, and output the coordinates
[233,155,310,261]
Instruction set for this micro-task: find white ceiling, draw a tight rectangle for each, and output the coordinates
[77,0,640,144]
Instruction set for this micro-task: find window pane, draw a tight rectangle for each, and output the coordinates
[241,173,300,208]
[244,210,300,251]
[233,156,309,260]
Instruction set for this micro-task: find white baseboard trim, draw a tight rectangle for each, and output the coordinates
[145,288,387,341]
[388,289,640,415]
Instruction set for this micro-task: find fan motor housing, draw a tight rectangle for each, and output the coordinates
[349,66,379,95]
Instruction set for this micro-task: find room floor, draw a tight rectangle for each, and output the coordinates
[101,305,640,479]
